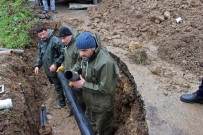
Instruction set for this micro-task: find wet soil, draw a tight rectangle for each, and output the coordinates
[0,48,47,135]
[0,38,147,135]
[0,3,148,135]
[1,0,203,135]
[51,0,203,134]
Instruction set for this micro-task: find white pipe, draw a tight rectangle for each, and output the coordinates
[0,84,4,93]
[0,98,13,109]
[68,3,96,10]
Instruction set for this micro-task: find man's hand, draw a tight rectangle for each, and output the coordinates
[34,67,39,75]
[71,75,85,89]
[50,64,57,72]
[56,66,64,72]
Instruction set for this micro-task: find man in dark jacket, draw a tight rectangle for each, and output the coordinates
[70,32,119,135]
[180,78,203,104]
[34,25,65,109]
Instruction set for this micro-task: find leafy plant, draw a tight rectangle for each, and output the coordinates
[137,50,143,64]
[135,49,148,65]
[0,0,38,49]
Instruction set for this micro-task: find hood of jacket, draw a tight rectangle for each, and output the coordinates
[47,29,55,40]
[68,29,80,46]
[87,33,107,62]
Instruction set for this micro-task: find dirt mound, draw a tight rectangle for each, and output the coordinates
[87,0,203,75]
[158,32,203,76]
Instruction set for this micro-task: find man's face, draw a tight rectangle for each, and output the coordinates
[61,35,72,46]
[78,48,95,60]
[38,30,48,41]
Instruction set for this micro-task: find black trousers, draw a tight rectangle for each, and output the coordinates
[49,76,65,106]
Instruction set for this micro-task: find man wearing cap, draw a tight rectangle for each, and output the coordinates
[57,27,85,113]
[34,25,66,109]
[57,27,79,72]
[70,32,119,135]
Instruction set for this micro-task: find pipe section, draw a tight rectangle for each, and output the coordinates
[57,72,95,135]
[40,105,47,127]
[0,98,13,109]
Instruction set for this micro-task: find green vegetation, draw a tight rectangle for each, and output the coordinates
[136,50,143,64]
[136,50,147,64]
[0,0,38,49]
[0,109,21,121]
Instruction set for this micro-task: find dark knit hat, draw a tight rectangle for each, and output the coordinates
[59,27,72,37]
[76,32,96,49]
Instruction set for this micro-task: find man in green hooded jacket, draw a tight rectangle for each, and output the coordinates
[57,27,79,72]
[34,25,66,109]
[57,26,86,114]
[70,32,119,135]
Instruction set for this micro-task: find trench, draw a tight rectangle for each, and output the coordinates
[2,0,203,134]
[0,2,148,135]
[0,42,148,134]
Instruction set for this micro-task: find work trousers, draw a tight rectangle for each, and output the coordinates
[42,0,55,11]
[86,109,114,135]
[49,76,65,106]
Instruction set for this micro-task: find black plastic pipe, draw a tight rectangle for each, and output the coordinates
[64,70,80,81]
[40,105,47,127]
[40,108,43,126]
[57,72,95,135]
[43,106,47,125]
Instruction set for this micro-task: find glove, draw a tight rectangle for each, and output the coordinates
[69,82,73,87]
[56,66,64,72]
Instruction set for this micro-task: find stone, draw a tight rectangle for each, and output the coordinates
[128,41,142,53]
[164,11,170,19]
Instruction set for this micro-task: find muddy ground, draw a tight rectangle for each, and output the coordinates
[0,2,147,135]
[0,33,147,135]
[1,0,203,135]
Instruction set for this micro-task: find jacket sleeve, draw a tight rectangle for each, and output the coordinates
[34,43,43,68]
[54,40,64,67]
[83,62,119,95]
[61,47,66,67]
[71,58,82,73]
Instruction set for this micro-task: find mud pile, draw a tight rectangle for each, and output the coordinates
[87,0,203,75]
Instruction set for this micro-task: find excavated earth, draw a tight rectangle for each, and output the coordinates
[0,2,148,135]
[1,0,203,135]
[0,44,147,135]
